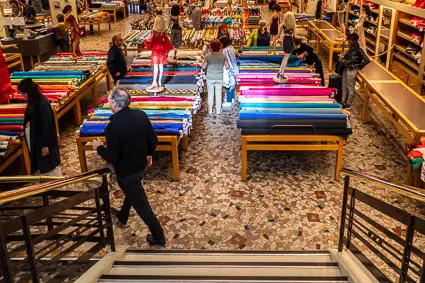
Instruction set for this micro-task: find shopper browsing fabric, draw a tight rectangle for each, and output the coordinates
[18,78,61,176]
[274,11,296,83]
[23,0,37,24]
[91,88,166,246]
[293,38,324,86]
[339,33,370,110]
[246,20,270,47]
[202,39,230,115]
[144,11,174,91]
[9,0,23,17]
[355,4,370,54]
[268,0,276,12]
[63,5,83,59]
[217,25,230,40]
[170,1,185,60]
[48,14,70,53]
[107,35,128,85]
[266,4,280,55]
[220,36,239,106]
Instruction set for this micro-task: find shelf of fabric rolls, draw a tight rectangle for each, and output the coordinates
[5,52,112,142]
[88,0,128,24]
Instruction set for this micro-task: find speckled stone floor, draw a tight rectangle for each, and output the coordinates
[51,8,425,281]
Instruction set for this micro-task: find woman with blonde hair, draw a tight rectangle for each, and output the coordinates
[144,10,174,91]
[273,11,296,83]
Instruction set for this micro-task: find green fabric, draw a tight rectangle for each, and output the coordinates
[247,29,259,47]
[410,158,424,171]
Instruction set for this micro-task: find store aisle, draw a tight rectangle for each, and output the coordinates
[55,10,420,264]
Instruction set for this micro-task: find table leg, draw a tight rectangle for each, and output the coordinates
[54,112,60,144]
[74,98,83,126]
[406,162,413,185]
[30,56,34,68]
[106,73,113,90]
[241,136,247,181]
[329,44,334,71]
[21,142,31,175]
[108,21,112,31]
[362,87,370,123]
[114,10,117,23]
[93,82,99,107]
[171,137,180,181]
[182,135,188,151]
[37,55,41,64]
[90,24,94,34]
[19,55,24,71]
[76,138,88,173]
[335,139,344,181]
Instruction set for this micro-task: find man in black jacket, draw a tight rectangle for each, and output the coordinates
[107,35,128,85]
[293,38,325,86]
[92,88,166,246]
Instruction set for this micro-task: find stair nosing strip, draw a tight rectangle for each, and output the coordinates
[113,261,340,267]
[99,274,350,281]
[124,249,331,255]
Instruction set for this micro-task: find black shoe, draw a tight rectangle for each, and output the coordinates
[146,234,166,246]
[110,208,127,225]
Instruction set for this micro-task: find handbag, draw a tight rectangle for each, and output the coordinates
[335,41,345,75]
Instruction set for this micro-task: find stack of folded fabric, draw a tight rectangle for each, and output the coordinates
[123,30,151,48]
[79,91,201,138]
[236,85,352,137]
[9,52,107,109]
[131,14,153,30]
[131,51,203,67]
[237,54,313,74]
[295,13,330,23]
[91,0,125,8]
[0,104,25,142]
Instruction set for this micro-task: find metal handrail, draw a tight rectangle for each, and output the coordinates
[341,168,425,203]
[0,168,111,205]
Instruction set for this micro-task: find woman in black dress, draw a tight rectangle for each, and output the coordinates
[18,78,61,176]
[267,4,280,54]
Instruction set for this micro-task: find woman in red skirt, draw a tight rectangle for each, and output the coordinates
[63,5,83,60]
[144,10,174,91]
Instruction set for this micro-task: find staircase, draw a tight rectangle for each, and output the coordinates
[77,248,379,283]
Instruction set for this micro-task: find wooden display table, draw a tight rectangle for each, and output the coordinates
[358,59,425,144]
[308,20,347,70]
[0,142,31,175]
[76,135,188,181]
[79,16,112,35]
[52,66,112,140]
[90,6,128,23]
[5,53,24,71]
[241,135,344,181]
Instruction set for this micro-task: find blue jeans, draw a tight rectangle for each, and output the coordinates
[226,87,235,103]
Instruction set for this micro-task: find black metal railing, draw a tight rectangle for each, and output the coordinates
[339,168,425,283]
[0,168,115,283]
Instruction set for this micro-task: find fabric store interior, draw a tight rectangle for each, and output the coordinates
[0,0,425,281]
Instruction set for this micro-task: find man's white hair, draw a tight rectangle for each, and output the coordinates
[109,87,131,109]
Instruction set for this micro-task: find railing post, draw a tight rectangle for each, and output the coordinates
[399,216,415,283]
[346,189,356,249]
[420,258,425,283]
[338,175,350,252]
[100,174,116,252]
[94,188,106,243]
[42,193,54,231]
[21,215,40,283]
[0,233,14,283]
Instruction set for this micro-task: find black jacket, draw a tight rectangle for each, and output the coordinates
[107,45,127,79]
[343,43,370,70]
[24,95,60,174]
[97,107,158,178]
[293,43,318,65]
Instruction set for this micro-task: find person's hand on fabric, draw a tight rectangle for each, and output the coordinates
[297,53,305,60]
[147,156,153,167]
[41,147,49,156]
[115,72,121,76]
[339,53,344,62]
[92,139,103,150]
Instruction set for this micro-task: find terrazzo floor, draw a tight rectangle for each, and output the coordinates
[34,7,425,281]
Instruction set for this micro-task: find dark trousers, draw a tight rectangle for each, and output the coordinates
[112,74,125,85]
[315,59,325,86]
[117,173,164,239]
[57,38,70,53]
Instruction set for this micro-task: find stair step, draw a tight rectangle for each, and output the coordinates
[109,265,343,277]
[99,274,351,282]
[123,250,333,263]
